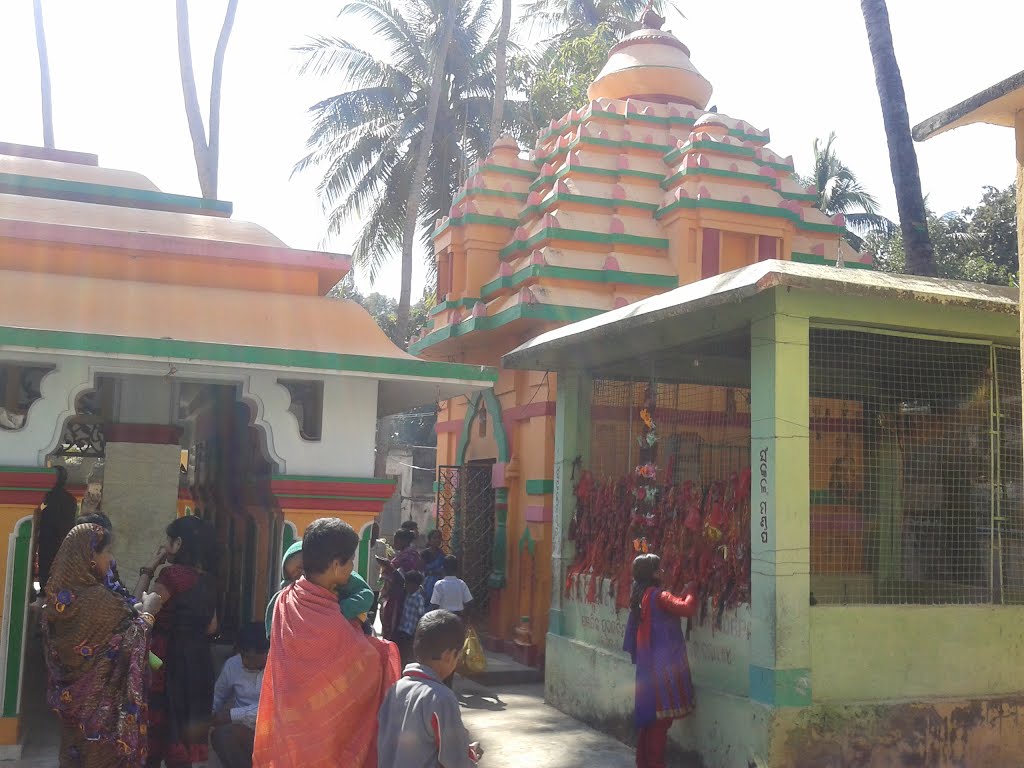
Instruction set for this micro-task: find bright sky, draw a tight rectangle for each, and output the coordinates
[1,1,1020,299]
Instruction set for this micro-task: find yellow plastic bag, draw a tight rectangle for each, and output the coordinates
[459,626,487,676]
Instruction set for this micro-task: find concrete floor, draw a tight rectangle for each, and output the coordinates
[8,635,636,768]
[458,679,635,768]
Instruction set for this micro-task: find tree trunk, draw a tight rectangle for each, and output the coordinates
[859,0,936,277]
[33,0,54,149]
[396,0,459,347]
[489,0,512,148]
[174,0,237,199]
[208,0,239,199]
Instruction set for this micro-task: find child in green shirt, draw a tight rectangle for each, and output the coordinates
[265,540,374,636]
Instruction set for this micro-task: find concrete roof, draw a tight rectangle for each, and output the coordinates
[503,260,1016,371]
[913,69,1024,141]
[0,269,495,414]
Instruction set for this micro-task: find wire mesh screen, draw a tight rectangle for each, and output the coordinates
[589,380,751,482]
[808,327,1017,605]
[995,347,1024,603]
[571,376,753,615]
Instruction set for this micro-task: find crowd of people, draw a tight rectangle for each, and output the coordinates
[32,469,701,768]
[33,479,483,768]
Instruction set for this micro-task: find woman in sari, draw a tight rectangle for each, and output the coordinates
[254,518,400,768]
[42,523,162,767]
[623,553,698,768]
[134,516,217,768]
[376,528,423,641]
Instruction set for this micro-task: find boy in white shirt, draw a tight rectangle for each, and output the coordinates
[430,555,474,616]
[430,556,473,687]
[211,623,268,768]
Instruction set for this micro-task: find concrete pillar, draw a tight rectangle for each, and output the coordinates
[548,370,590,637]
[749,301,812,707]
[102,426,182,580]
[1015,114,1023,478]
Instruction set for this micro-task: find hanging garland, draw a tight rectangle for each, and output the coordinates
[567,385,751,625]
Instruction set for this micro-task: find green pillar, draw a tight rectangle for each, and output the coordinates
[2,520,32,717]
[550,370,590,635]
[749,303,812,707]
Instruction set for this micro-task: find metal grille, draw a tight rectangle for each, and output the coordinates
[435,463,494,615]
[808,328,1021,605]
[573,378,752,615]
[53,418,106,458]
[589,380,751,481]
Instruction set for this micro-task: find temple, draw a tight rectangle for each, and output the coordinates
[412,11,866,665]
[0,141,493,753]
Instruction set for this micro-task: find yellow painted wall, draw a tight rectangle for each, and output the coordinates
[811,605,1024,701]
[282,509,376,539]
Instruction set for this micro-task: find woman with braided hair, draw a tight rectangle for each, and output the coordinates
[623,553,698,768]
[42,522,163,767]
[135,516,218,768]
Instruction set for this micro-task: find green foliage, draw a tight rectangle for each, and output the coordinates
[866,184,1018,286]
[519,0,668,44]
[329,274,436,347]
[294,0,521,283]
[508,25,615,145]
[803,133,895,250]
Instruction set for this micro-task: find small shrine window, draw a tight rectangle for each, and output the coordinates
[0,362,54,430]
[279,379,324,441]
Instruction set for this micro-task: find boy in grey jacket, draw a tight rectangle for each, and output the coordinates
[378,610,483,767]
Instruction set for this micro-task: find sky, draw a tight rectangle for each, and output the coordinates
[1,1,1021,299]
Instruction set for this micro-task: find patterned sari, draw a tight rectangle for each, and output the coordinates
[253,577,400,767]
[42,524,151,768]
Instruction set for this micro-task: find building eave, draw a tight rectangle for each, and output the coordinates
[502,260,1017,372]
[913,69,1024,142]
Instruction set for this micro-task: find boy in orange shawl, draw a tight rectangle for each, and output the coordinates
[254,518,400,768]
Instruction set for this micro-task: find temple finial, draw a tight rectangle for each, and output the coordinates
[640,2,664,29]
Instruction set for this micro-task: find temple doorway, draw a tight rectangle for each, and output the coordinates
[16,373,283,754]
[435,460,495,617]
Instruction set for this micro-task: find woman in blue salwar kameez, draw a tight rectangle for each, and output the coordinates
[623,553,698,768]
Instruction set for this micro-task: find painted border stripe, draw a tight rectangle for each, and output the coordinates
[525,479,555,495]
[410,303,603,355]
[0,327,498,383]
[481,264,676,299]
[0,172,233,215]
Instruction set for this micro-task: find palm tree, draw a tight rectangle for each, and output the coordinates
[489,0,513,146]
[520,0,654,41]
[397,0,459,345]
[32,0,54,149]
[859,0,936,277]
[809,132,894,251]
[295,0,518,345]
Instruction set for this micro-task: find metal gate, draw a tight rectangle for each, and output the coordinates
[436,463,495,615]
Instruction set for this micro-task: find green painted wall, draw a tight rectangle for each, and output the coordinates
[560,576,751,695]
[545,631,771,768]
[811,605,1024,702]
